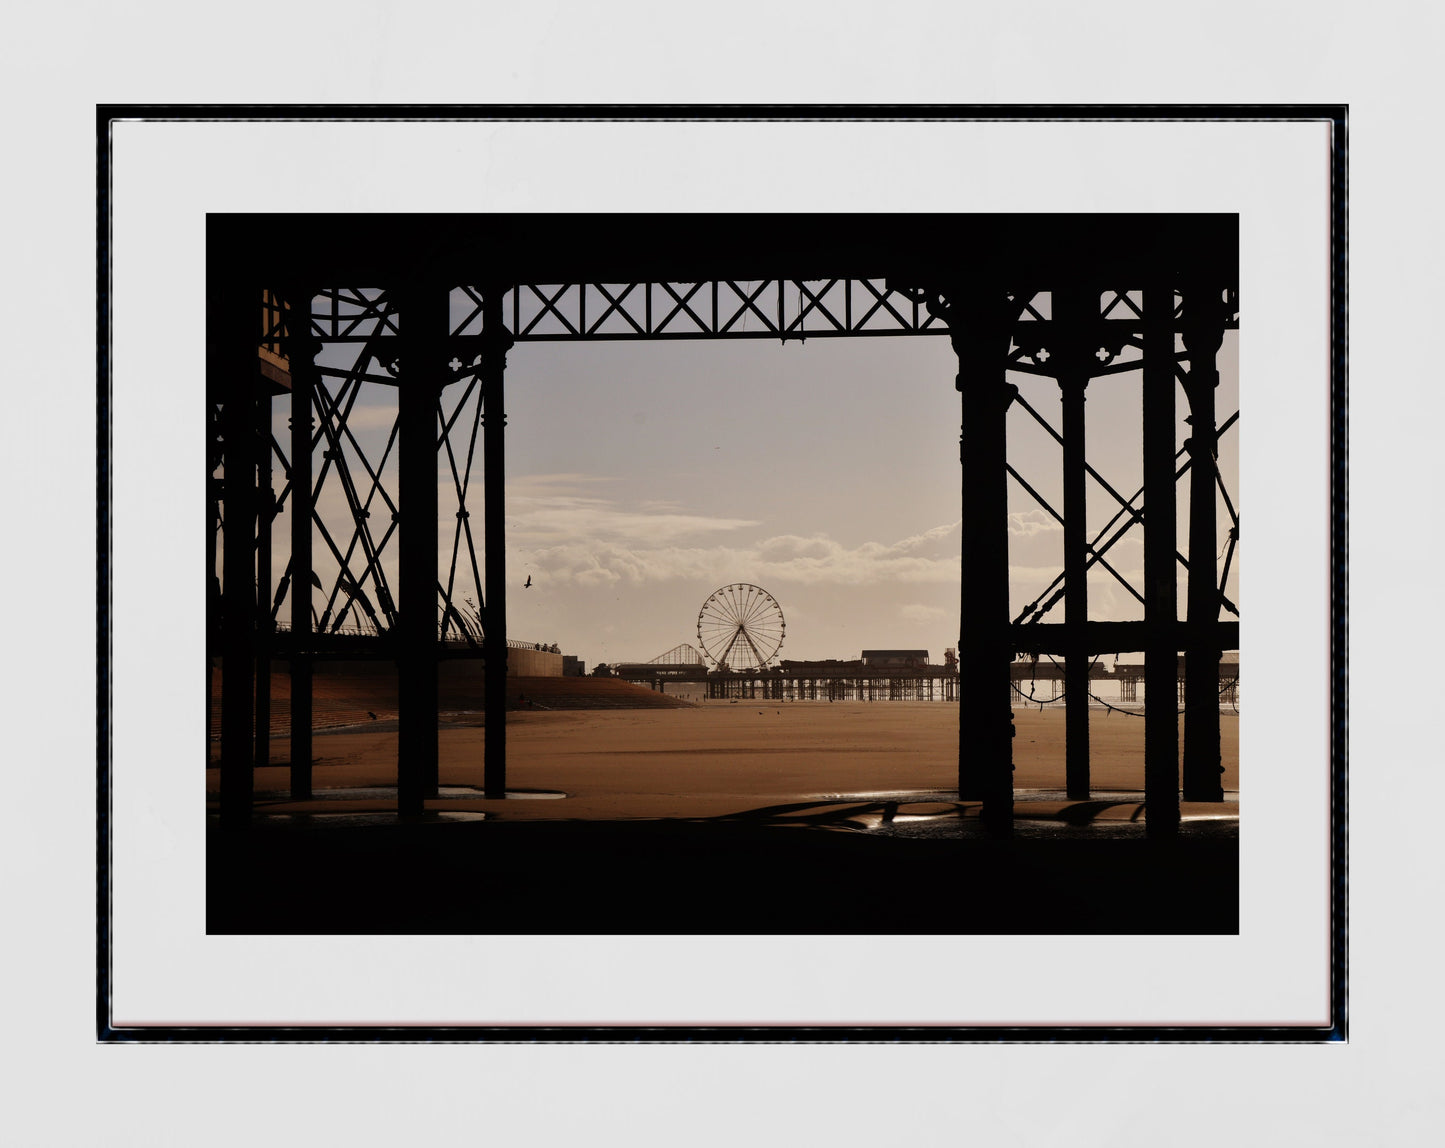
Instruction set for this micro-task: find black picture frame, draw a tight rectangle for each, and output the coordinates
[97,104,1346,1043]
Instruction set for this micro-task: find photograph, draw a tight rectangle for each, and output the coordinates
[205,212,1244,939]
[99,111,1342,1037]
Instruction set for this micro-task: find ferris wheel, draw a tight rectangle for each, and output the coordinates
[696,583,786,671]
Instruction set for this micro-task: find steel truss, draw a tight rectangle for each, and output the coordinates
[259,281,950,348]
[459,279,951,342]
[899,286,1242,642]
[245,289,492,652]
[645,643,707,666]
[239,284,1240,659]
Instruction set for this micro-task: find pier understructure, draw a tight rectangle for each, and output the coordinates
[614,655,1239,708]
[210,214,1238,837]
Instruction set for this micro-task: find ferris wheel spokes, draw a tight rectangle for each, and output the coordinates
[696,583,786,672]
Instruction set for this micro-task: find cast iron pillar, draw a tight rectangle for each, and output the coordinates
[481,286,514,799]
[1143,283,1181,835]
[920,284,1024,832]
[214,281,260,827]
[285,288,319,800]
[254,382,274,768]
[208,405,222,659]
[1053,284,1095,800]
[1181,285,1227,802]
[396,281,447,818]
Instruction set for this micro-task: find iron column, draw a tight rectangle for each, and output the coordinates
[286,289,318,800]
[254,382,273,768]
[214,281,258,827]
[481,286,514,799]
[1143,282,1181,834]
[1055,285,1093,800]
[1181,285,1226,801]
[949,286,1024,832]
[397,281,445,817]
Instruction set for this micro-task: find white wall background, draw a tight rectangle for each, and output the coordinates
[4,3,1436,1145]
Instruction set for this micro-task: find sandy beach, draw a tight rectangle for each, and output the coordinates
[208,696,1238,936]
[210,700,1239,822]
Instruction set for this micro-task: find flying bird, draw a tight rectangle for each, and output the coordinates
[524,575,532,589]
[367,711,377,720]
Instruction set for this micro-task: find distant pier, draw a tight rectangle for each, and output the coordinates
[612,650,1239,707]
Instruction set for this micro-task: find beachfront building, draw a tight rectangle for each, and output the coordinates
[861,650,930,668]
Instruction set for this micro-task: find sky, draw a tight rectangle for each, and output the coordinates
[255,291,1239,671]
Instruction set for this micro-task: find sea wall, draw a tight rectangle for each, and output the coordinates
[505,648,564,677]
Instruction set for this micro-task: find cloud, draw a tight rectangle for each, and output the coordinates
[893,521,961,550]
[510,473,619,493]
[507,476,754,542]
[509,487,760,546]
[899,603,951,623]
[518,540,742,585]
[516,503,760,546]
[1008,508,1060,537]
[280,471,966,594]
[756,534,838,561]
[573,565,623,587]
[517,519,964,589]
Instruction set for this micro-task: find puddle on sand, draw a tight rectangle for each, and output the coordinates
[828,796,1238,841]
[813,789,960,804]
[211,811,489,828]
[491,790,568,800]
[252,786,568,801]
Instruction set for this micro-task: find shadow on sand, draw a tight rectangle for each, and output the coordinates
[207,815,1237,936]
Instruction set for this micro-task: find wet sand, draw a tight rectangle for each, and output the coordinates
[208,703,1238,936]
[210,702,1239,821]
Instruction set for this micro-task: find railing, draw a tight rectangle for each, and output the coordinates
[268,622,565,650]
[273,621,382,638]
[508,639,561,653]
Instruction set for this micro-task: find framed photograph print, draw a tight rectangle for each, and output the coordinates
[98,106,1344,1040]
